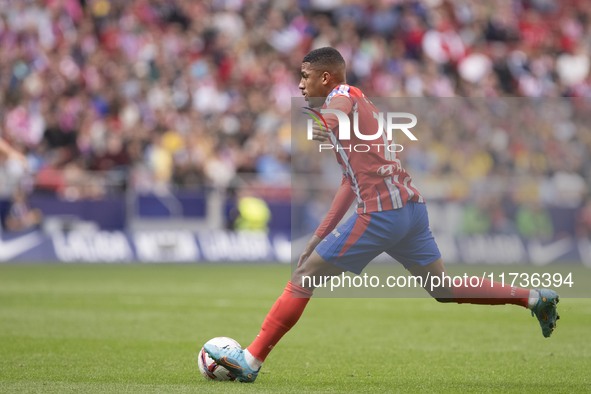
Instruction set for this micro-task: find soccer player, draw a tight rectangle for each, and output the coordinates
[205,47,560,382]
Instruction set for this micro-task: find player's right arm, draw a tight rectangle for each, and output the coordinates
[298,175,356,266]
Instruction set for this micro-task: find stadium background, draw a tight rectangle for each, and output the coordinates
[0,0,590,263]
[1,1,591,393]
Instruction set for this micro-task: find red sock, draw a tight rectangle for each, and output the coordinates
[247,281,312,361]
[451,279,529,307]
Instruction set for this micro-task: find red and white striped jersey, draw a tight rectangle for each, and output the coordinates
[327,84,423,213]
[313,84,425,238]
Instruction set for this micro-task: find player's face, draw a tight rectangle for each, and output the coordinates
[299,63,327,107]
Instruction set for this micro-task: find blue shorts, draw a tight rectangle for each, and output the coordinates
[315,202,441,274]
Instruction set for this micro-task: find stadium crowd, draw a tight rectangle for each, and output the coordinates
[0,0,590,236]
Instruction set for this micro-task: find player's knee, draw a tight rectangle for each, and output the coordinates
[291,264,320,289]
[291,258,342,290]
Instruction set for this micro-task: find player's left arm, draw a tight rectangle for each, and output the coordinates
[298,176,356,266]
[314,175,356,239]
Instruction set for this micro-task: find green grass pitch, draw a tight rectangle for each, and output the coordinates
[1,264,590,393]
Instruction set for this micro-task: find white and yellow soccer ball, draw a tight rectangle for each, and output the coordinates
[197,337,241,381]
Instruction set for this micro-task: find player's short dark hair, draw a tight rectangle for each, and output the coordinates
[302,47,346,69]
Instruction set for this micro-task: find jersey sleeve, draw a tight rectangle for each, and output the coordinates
[322,95,354,131]
[314,175,356,239]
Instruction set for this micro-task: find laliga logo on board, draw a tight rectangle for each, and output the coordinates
[303,107,418,154]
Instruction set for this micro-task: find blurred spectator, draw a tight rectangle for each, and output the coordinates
[576,198,591,239]
[227,187,271,233]
[490,201,516,235]
[234,195,271,233]
[0,138,28,197]
[0,0,589,196]
[516,202,553,240]
[0,0,588,240]
[460,198,491,235]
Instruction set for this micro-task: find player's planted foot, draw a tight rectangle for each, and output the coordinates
[530,289,560,338]
[203,343,260,382]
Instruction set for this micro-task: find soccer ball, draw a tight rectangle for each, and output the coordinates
[197,337,241,381]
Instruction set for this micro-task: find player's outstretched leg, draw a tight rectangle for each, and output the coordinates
[204,251,343,382]
[407,258,560,338]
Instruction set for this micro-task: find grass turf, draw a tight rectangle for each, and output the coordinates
[0,264,590,393]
